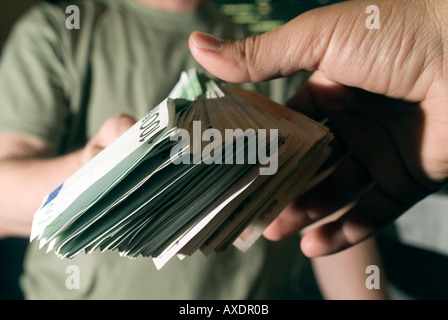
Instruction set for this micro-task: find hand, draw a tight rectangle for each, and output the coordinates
[189,0,448,257]
[0,114,135,238]
[80,114,136,165]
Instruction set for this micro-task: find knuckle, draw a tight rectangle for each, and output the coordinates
[235,36,263,82]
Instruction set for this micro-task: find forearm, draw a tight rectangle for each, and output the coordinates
[311,237,389,300]
[0,150,83,238]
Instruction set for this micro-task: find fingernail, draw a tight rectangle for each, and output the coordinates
[192,31,223,51]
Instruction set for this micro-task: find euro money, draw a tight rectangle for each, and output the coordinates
[30,69,334,269]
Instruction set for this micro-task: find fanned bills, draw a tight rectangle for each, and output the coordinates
[30,69,334,269]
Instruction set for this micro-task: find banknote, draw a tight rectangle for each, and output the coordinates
[30,69,334,269]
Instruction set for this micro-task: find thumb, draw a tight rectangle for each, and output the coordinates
[81,114,136,165]
[94,114,137,148]
[189,0,371,82]
[189,0,437,102]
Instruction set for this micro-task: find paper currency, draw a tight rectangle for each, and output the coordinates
[30,69,333,269]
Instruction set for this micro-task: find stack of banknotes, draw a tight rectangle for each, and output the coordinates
[30,69,334,269]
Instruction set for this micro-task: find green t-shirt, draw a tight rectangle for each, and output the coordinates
[0,0,305,299]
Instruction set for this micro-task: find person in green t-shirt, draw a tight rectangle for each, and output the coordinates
[0,0,388,300]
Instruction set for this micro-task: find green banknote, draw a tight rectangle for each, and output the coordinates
[31,69,334,269]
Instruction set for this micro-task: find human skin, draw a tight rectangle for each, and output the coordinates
[189,0,448,257]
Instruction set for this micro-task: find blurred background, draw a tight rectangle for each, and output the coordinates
[1,0,448,300]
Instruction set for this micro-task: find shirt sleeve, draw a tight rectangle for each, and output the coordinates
[0,3,72,153]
